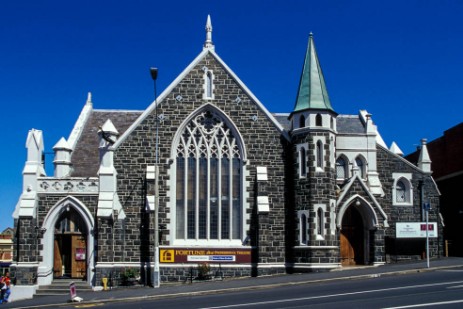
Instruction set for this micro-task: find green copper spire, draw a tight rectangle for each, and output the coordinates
[293,33,334,112]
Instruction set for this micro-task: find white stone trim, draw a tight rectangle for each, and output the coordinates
[392,173,413,206]
[39,196,95,287]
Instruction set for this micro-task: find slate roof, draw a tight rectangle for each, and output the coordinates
[336,115,365,134]
[272,113,291,131]
[69,109,365,177]
[70,110,142,177]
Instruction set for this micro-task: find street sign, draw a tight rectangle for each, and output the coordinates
[423,203,431,211]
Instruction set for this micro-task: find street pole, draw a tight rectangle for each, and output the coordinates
[150,67,160,288]
[425,204,430,268]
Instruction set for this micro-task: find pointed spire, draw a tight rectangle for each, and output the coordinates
[203,14,215,51]
[293,33,333,112]
[418,138,432,174]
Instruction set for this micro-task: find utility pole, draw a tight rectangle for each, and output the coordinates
[150,67,160,288]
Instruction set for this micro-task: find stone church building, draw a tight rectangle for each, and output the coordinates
[13,16,442,294]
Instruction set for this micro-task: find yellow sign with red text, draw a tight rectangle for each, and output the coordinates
[159,248,251,263]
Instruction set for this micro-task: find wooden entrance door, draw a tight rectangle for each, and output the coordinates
[340,206,364,266]
[54,234,86,278]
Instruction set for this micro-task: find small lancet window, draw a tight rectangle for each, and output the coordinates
[206,71,213,98]
[316,114,322,126]
[316,140,323,168]
[396,180,407,203]
[299,115,305,128]
[300,147,307,177]
[317,208,324,236]
[336,157,347,179]
[301,213,307,244]
[355,157,365,178]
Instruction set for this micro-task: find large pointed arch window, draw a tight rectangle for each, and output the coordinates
[175,110,242,242]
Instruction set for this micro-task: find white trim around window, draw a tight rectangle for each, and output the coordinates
[392,173,413,206]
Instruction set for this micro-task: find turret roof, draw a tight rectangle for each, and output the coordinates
[293,34,334,112]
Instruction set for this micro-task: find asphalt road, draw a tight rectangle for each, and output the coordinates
[43,267,463,309]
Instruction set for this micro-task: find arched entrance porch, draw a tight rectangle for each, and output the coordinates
[38,196,95,286]
[53,207,88,279]
[338,196,379,266]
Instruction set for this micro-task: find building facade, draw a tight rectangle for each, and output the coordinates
[0,228,13,274]
[13,17,442,295]
[406,123,463,257]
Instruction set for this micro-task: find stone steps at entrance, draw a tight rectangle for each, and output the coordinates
[35,279,92,297]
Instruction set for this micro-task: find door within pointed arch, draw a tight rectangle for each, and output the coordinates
[340,205,365,266]
[53,207,88,279]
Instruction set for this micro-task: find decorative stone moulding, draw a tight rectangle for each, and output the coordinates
[38,178,99,194]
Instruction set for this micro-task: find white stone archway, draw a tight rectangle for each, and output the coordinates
[337,195,379,265]
[37,196,95,286]
[337,195,379,230]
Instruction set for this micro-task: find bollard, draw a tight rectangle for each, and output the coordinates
[102,277,108,291]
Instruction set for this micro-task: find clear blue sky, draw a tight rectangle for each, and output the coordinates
[1,0,462,231]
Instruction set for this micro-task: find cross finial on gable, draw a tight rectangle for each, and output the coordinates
[203,15,215,51]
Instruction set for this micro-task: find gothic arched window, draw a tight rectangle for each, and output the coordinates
[336,157,347,179]
[300,147,307,177]
[396,180,407,203]
[301,213,307,244]
[355,156,365,178]
[316,114,322,126]
[175,110,242,241]
[317,208,324,236]
[316,140,323,169]
[206,71,213,98]
[299,115,305,128]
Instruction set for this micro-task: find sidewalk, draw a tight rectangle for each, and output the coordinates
[4,257,463,308]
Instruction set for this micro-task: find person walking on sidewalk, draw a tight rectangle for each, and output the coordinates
[0,271,11,304]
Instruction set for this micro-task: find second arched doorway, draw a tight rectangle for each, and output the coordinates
[340,205,365,266]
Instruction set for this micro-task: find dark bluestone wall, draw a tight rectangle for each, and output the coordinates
[110,52,289,280]
[376,146,443,261]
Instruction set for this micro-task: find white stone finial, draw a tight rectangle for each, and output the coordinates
[390,141,404,156]
[418,138,432,174]
[86,92,93,106]
[204,15,214,50]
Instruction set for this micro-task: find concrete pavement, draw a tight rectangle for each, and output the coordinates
[4,257,463,308]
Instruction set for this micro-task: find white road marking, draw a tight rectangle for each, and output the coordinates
[382,299,463,308]
[201,280,463,309]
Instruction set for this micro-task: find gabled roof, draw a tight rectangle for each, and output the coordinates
[113,17,289,148]
[293,34,334,113]
[337,174,389,227]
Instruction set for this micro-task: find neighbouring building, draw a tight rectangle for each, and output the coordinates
[12,16,443,297]
[406,123,463,257]
[0,227,13,274]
